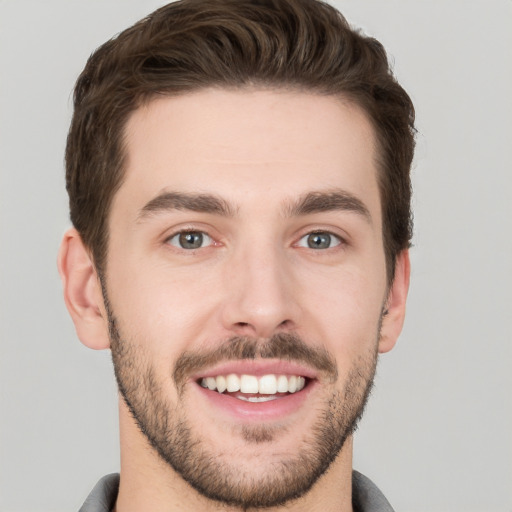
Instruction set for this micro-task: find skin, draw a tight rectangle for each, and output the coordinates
[58,88,410,512]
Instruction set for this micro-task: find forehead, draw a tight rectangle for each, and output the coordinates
[118,88,380,218]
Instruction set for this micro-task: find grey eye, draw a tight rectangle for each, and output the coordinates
[168,231,212,249]
[298,232,341,250]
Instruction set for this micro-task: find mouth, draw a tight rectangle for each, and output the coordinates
[191,361,317,421]
[199,373,308,402]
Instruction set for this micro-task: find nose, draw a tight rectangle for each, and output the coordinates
[220,242,301,339]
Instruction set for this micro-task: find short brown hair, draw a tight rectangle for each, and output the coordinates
[66,0,415,282]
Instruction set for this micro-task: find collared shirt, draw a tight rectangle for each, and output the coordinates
[79,470,395,511]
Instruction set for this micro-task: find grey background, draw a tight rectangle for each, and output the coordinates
[1,1,511,511]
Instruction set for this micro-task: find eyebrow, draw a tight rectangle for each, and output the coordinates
[284,189,372,223]
[137,188,371,223]
[138,191,237,220]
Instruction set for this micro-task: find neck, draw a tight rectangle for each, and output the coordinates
[114,398,354,512]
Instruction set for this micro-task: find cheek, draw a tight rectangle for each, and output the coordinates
[298,264,386,356]
[107,258,222,350]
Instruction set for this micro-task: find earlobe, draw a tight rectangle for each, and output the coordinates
[378,250,410,354]
[57,228,110,350]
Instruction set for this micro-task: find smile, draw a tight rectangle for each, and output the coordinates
[192,361,317,420]
[199,374,307,401]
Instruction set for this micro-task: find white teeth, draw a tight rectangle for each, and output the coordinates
[288,375,297,393]
[216,375,227,393]
[226,374,240,392]
[200,373,307,395]
[206,377,217,390]
[240,375,259,393]
[238,395,279,402]
[258,374,277,394]
[276,375,289,393]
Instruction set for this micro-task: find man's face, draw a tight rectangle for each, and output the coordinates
[104,89,391,507]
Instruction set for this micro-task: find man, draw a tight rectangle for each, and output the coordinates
[58,0,415,510]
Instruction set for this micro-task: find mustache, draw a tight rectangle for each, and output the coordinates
[173,332,338,393]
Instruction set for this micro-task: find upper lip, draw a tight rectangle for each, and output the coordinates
[190,359,318,381]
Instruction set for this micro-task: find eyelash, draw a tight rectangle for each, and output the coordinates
[295,231,343,250]
[166,230,215,250]
[165,228,345,252]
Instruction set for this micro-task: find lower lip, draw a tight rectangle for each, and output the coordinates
[194,381,316,422]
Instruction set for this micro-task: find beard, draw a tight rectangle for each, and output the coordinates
[105,296,379,510]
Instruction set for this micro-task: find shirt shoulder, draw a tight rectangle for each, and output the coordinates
[352,470,395,512]
[79,473,120,512]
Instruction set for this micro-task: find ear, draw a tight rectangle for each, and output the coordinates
[378,249,410,354]
[57,228,110,350]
